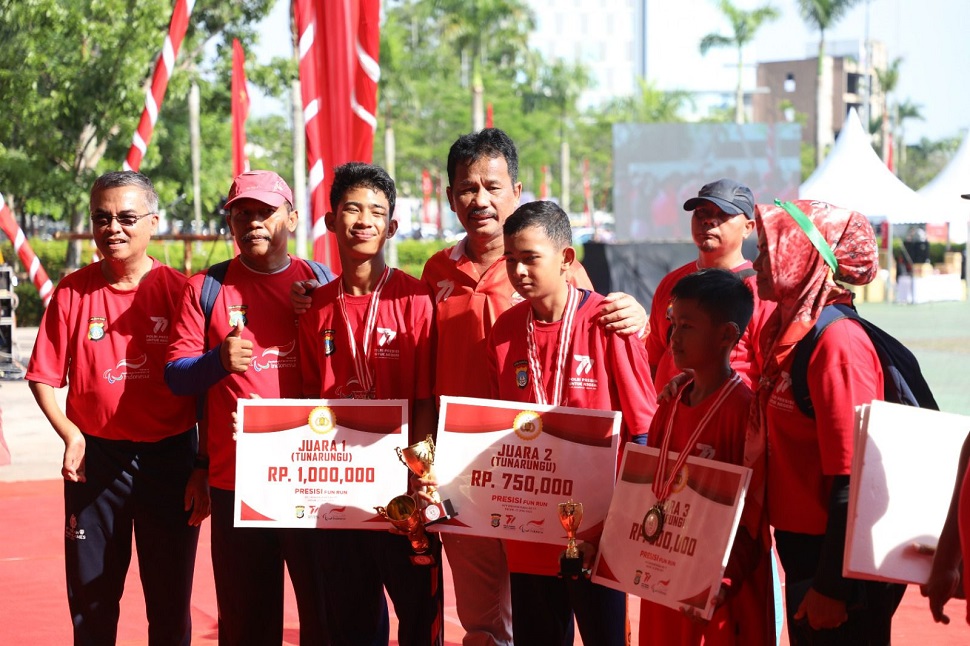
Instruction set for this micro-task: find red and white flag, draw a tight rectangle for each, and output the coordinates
[295,0,380,271]
[231,39,251,177]
[0,193,53,307]
[123,0,195,172]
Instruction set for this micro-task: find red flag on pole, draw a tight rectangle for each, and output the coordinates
[486,103,494,129]
[231,39,251,177]
[123,0,195,172]
[540,165,549,200]
[0,193,53,306]
[582,158,592,227]
[295,0,380,271]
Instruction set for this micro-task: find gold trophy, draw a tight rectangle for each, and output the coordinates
[375,495,436,566]
[395,434,456,525]
[558,500,586,578]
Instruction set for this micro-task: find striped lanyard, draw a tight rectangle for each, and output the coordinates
[336,266,393,395]
[652,372,742,502]
[525,285,580,406]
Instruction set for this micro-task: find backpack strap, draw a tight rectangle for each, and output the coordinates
[304,259,336,286]
[735,268,757,281]
[790,303,857,418]
[200,259,232,342]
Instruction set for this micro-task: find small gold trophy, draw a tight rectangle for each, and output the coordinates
[558,499,586,578]
[375,495,436,566]
[396,434,456,525]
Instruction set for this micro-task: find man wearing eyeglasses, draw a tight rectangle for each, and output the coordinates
[26,171,205,645]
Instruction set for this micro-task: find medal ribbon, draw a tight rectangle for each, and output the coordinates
[336,266,393,394]
[652,372,742,502]
[525,285,580,406]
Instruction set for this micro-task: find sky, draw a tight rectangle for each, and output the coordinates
[251,0,970,143]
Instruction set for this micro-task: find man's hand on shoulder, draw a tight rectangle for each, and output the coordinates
[221,321,253,373]
[291,279,319,314]
[597,292,648,337]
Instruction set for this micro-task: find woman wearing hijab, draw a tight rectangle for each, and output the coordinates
[750,200,906,644]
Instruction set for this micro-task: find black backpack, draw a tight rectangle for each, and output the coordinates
[790,302,938,418]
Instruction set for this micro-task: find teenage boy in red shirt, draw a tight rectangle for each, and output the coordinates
[638,268,773,645]
[487,200,657,646]
[297,162,442,646]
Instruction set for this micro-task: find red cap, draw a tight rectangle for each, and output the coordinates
[224,171,293,210]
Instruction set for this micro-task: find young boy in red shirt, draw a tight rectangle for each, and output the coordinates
[487,200,657,646]
[297,162,442,646]
[639,268,773,645]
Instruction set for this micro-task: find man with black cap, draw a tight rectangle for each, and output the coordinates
[646,178,774,390]
[166,170,334,644]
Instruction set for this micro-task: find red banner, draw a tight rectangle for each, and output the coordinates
[295,0,380,271]
[123,0,195,172]
[231,39,251,177]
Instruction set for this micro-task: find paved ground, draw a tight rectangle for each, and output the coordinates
[2,303,969,644]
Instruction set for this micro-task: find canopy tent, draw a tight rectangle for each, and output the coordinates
[917,128,970,244]
[800,109,942,225]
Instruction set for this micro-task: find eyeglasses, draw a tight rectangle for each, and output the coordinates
[90,212,155,228]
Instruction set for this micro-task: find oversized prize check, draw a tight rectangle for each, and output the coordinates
[431,396,620,544]
[591,444,750,621]
[234,399,408,529]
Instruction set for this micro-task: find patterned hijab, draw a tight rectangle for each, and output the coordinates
[756,199,879,380]
[742,200,877,545]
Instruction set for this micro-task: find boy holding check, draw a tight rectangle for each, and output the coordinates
[487,200,656,646]
[296,162,442,646]
[638,268,772,645]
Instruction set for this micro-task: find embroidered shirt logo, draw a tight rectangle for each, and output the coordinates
[87,318,106,341]
[228,305,248,327]
[150,316,168,333]
[322,329,336,356]
[376,327,397,347]
[514,360,529,389]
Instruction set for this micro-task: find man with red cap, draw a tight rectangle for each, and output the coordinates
[166,170,335,644]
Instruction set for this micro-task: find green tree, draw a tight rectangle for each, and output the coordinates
[874,56,902,165]
[796,0,862,166]
[699,0,780,124]
[0,0,277,268]
[431,0,535,132]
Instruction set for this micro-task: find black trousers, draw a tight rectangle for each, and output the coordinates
[316,528,444,646]
[775,530,906,646]
[210,487,330,646]
[510,572,627,646]
[64,429,199,646]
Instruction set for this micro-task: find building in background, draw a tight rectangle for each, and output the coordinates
[527,0,645,109]
[753,40,887,150]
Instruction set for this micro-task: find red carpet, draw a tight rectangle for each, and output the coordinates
[1,479,967,645]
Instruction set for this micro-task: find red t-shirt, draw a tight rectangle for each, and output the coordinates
[166,257,317,490]
[298,269,435,444]
[421,239,592,400]
[765,318,883,534]
[639,380,771,646]
[27,260,196,441]
[488,290,657,576]
[647,260,773,391]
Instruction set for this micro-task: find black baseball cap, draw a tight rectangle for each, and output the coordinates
[683,179,755,220]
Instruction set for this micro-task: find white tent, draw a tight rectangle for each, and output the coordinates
[800,109,941,225]
[917,128,970,244]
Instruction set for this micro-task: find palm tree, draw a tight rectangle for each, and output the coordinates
[433,0,535,131]
[796,0,862,165]
[699,0,780,124]
[894,98,924,170]
[875,56,902,165]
